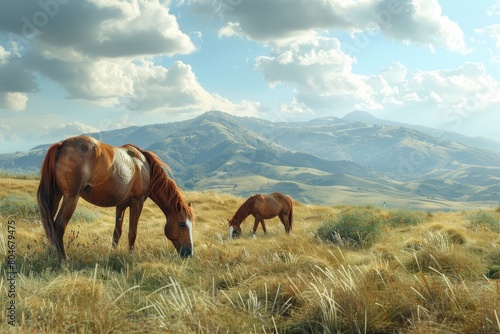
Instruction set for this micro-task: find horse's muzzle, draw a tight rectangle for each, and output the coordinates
[179,246,192,258]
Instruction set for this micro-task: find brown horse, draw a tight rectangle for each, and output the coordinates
[228,192,293,238]
[37,135,194,260]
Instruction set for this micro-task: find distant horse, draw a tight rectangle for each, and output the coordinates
[37,135,194,260]
[228,192,293,238]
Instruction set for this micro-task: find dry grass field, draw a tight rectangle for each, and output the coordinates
[1,177,500,333]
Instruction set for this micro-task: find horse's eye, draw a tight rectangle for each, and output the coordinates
[180,221,187,228]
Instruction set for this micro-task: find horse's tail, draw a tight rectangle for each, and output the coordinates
[37,142,62,245]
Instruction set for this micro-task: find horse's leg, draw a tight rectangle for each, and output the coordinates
[53,195,79,260]
[127,201,144,252]
[279,212,290,234]
[260,217,267,234]
[112,206,126,248]
[252,216,259,234]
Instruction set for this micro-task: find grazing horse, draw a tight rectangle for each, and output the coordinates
[37,135,194,260]
[228,192,293,238]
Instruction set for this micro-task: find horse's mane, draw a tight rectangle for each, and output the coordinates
[130,145,194,220]
[230,195,257,225]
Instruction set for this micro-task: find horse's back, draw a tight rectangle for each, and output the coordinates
[268,192,292,206]
[54,136,151,206]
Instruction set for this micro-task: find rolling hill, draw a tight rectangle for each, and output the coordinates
[1,110,499,209]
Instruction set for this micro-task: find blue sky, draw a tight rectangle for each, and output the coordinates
[0,0,499,153]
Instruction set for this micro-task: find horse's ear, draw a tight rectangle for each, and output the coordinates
[188,202,192,207]
[176,201,182,213]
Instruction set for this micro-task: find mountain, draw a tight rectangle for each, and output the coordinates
[1,110,499,209]
[343,110,500,153]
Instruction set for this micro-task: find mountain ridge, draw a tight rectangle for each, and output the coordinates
[343,110,500,153]
[0,110,498,209]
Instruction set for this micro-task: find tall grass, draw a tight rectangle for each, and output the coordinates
[316,206,384,247]
[1,178,499,333]
[0,194,100,223]
[466,210,500,232]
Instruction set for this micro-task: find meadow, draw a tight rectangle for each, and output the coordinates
[1,176,500,333]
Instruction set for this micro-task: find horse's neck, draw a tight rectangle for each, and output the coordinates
[234,210,250,225]
[232,200,252,225]
[149,179,177,217]
[148,193,167,219]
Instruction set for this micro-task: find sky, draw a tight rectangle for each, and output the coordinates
[0,0,499,153]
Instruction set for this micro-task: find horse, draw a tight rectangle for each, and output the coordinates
[37,135,194,260]
[228,192,293,238]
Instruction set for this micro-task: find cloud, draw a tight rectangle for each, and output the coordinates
[0,43,38,111]
[280,98,314,117]
[40,122,100,142]
[255,36,380,115]
[475,24,500,49]
[487,1,500,16]
[0,92,29,111]
[0,124,19,144]
[127,60,262,117]
[0,0,198,112]
[375,0,468,53]
[194,0,467,52]
[254,34,499,120]
[400,62,500,113]
[0,45,10,64]
[23,52,135,106]
[0,0,195,58]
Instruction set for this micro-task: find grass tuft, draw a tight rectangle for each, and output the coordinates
[316,206,383,247]
[467,210,500,232]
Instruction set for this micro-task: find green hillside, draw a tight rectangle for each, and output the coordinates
[0,110,499,209]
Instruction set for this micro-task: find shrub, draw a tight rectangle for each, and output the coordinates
[0,194,39,220]
[0,194,100,223]
[387,208,426,227]
[466,210,500,232]
[316,207,384,247]
[0,170,38,179]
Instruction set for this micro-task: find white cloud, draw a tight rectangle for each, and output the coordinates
[128,60,262,117]
[255,36,380,112]
[0,0,197,112]
[0,46,10,64]
[254,32,499,122]
[400,63,500,112]
[0,124,18,144]
[377,0,468,53]
[40,122,101,142]
[379,62,407,85]
[487,1,500,16]
[0,42,37,111]
[194,0,467,52]
[280,98,314,117]
[0,92,28,111]
[475,25,500,49]
[0,0,195,59]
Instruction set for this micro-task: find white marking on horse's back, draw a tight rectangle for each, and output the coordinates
[113,148,136,185]
[186,218,194,254]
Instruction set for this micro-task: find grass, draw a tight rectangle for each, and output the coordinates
[316,206,384,247]
[1,178,500,333]
[466,210,500,232]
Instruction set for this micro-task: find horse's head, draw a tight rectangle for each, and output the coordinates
[227,218,241,239]
[165,201,193,257]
